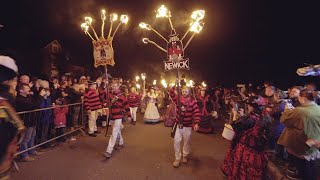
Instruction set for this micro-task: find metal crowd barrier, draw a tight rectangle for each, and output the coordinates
[15,103,86,157]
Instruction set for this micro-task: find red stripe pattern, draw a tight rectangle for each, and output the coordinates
[84,89,101,111]
[108,92,131,120]
[127,93,142,108]
[169,89,201,127]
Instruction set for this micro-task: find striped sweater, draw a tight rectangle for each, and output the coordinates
[169,89,201,127]
[127,93,142,108]
[108,91,131,120]
[84,89,101,111]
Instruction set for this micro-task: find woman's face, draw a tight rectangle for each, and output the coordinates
[130,87,136,93]
[200,90,205,96]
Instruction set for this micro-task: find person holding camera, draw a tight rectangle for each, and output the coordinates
[277,89,320,179]
[221,96,272,179]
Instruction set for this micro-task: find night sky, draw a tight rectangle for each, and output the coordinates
[0,0,319,89]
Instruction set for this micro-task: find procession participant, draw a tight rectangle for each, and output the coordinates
[169,86,201,168]
[196,87,217,133]
[104,81,130,158]
[221,96,272,179]
[127,86,142,125]
[84,81,102,137]
[144,87,160,124]
[0,55,24,179]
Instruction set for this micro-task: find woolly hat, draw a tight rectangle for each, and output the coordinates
[0,56,18,83]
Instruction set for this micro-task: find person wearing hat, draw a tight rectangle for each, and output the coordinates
[196,87,217,133]
[169,86,201,168]
[0,56,19,105]
[221,96,272,179]
[0,55,24,179]
[84,81,102,137]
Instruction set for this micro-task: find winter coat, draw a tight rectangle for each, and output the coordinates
[53,106,68,128]
[39,96,53,124]
[15,95,41,127]
[278,103,320,156]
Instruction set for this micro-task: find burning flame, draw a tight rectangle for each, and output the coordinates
[186,80,194,87]
[81,23,89,32]
[110,13,118,22]
[161,79,168,88]
[190,21,204,33]
[139,22,151,30]
[136,84,141,89]
[120,15,129,24]
[156,5,170,18]
[101,10,106,20]
[201,81,207,87]
[84,17,93,25]
[191,10,205,21]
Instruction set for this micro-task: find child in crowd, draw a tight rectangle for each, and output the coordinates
[53,98,68,142]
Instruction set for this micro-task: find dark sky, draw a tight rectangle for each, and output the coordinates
[0,0,319,89]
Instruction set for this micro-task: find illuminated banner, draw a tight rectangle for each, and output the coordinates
[164,58,189,71]
[93,38,115,67]
[164,30,190,71]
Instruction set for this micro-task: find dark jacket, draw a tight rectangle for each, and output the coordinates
[15,95,41,127]
[39,96,53,124]
[269,100,286,138]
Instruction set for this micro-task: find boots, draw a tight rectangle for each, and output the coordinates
[173,160,180,168]
[182,156,188,164]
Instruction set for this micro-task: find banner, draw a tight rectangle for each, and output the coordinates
[164,30,190,71]
[93,37,115,67]
[164,58,190,71]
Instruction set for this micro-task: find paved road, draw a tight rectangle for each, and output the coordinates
[11,114,229,180]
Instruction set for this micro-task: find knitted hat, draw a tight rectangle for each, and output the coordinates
[0,56,18,83]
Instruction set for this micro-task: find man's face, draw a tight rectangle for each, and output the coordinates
[265,87,274,97]
[289,88,300,99]
[20,76,30,84]
[182,88,190,98]
[20,85,30,95]
[111,83,119,91]
[96,78,102,85]
[89,84,97,90]
[306,84,316,91]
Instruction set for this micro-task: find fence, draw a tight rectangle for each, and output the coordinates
[15,103,86,157]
